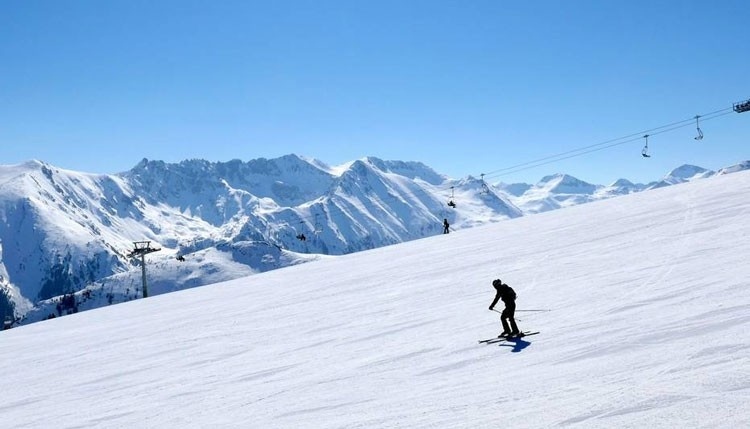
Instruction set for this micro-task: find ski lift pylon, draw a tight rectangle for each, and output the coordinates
[733,98,750,113]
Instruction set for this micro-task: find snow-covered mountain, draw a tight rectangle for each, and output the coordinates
[501,163,731,214]
[1,156,747,327]
[0,155,521,325]
[718,159,750,174]
[646,164,715,189]
[2,167,749,428]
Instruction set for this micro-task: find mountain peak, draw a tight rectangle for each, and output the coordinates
[536,173,597,195]
[611,178,636,187]
[665,164,713,180]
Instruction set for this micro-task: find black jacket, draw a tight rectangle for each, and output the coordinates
[489,284,516,309]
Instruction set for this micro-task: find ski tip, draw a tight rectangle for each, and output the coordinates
[512,331,540,338]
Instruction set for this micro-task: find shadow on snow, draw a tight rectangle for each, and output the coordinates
[498,337,531,353]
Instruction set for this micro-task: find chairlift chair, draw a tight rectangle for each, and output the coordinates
[480,173,490,194]
[313,214,323,234]
[447,186,457,208]
[694,115,704,141]
[641,134,651,158]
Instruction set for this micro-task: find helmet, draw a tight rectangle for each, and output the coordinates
[492,279,501,287]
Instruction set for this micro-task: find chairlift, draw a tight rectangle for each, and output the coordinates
[480,173,490,194]
[447,186,457,208]
[641,134,651,158]
[295,220,307,241]
[694,115,704,141]
[313,214,323,235]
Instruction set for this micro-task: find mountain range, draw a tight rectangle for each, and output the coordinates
[3,161,749,428]
[1,155,747,326]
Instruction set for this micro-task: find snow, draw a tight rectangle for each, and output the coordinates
[4,156,747,326]
[2,168,749,428]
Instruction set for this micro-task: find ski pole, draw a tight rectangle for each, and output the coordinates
[516,309,552,312]
[490,308,529,321]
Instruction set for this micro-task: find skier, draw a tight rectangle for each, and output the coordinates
[443,218,450,234]
[488,279,521,337]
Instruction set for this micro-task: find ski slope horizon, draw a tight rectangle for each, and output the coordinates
[2,169,749,428]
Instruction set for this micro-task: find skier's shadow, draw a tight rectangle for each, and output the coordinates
[498,337,531,353]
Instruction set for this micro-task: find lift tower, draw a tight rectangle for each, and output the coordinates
[127,241,161,298]
[733,98,750,113]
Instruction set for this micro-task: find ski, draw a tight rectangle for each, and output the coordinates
[506,331,539,339]
[479,331,539,344]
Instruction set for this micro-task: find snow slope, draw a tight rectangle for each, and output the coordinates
[1,168,749,428]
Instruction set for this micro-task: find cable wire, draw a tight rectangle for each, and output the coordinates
[268,101,746,226]
[481,107,735,180]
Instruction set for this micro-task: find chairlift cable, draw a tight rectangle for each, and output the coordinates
[259,100,745,236]
[482,107,734,180]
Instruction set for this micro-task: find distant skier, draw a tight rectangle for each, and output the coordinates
[488,279,521,337]
[443,218,450,234]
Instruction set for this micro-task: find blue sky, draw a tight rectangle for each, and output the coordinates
[1,1,748,184]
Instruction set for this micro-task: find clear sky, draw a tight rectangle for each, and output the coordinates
[1,1,748,184]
